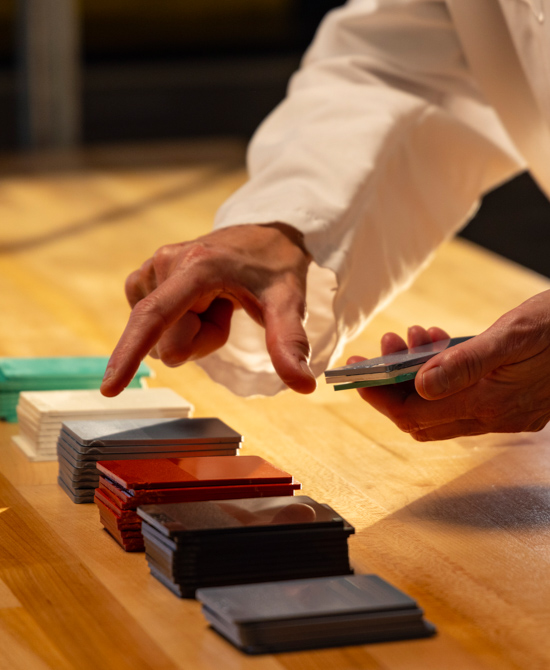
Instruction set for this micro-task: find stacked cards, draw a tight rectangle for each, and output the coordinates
[96,455,301,551]
[0,356,151,422]
[12,387,193,462]
[324,337,472,391]
[137,495,354,597]
[197,574,435,654]
[58,417,243,504]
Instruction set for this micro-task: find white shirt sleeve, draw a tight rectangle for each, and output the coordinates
[196,0,524,396]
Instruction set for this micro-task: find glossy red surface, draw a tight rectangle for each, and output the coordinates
[96,455,293,489]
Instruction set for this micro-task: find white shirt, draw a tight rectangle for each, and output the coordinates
[196,0,550,396]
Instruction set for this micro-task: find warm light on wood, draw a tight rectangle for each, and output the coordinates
[1,140,549,669]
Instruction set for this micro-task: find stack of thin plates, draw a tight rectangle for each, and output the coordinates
[58,417,243,504]
[12,387,193,462]
[324,337,472,390]
[96,455,301,552]
[137,495,354,597]
[0,356,151,422]
[197,574,436,654]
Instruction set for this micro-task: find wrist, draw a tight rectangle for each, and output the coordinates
[258,222,312,261]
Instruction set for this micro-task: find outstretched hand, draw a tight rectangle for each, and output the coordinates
[350,290,550,440]
[101,223,317,397]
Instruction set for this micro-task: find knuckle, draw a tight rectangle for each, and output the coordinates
[124,272,140,299]
[268,323,310,357]
[131,298,170,331]
[151,244,178,272]
[504,317,531,350]
[125,278,135,295]
[160,351,187,368]
[154,241,226,289]
[151,240,216,270]
[180,240,222,269]
[125,267,139,287]
[447,347,484,387]
[494,299,550,357]
[284,335,312,363]
[392,411,419,435]
[152,243,174,262]
[288,330,311,354]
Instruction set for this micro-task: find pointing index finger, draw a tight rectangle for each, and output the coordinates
[100,271,214,396]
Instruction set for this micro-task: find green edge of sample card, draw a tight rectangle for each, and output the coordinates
[0,358,150,422]
[334,371,418,391]
[0,357,151,383]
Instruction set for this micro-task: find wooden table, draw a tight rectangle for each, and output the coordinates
[1,140,549,670]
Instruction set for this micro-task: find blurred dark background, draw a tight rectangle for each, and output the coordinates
[0,0,548,276]
[0,0,342,144]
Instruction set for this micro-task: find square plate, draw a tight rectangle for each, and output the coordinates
[197,574,419,624]
[137,496,346,537]
[97,455,293,490]
[324,337,472,380]
[62,417,242,447]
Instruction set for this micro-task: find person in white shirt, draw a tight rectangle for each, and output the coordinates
[101,0,550,440]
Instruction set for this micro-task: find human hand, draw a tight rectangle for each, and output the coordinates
[349,290,550,440]
[101,223,317,397]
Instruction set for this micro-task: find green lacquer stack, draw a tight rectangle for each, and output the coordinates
[0,357,152,422]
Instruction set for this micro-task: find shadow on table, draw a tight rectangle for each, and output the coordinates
[402,484,550,530]
[394,441,550,530]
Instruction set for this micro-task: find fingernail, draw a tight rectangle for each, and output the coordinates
[300,360,315,380]
[421,366,449,398]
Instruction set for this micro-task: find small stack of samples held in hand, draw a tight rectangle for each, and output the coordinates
[196,574,436,654]
[13,387,193,462]
[0,356,151,422]
[137,495,354,598]
[95,456,301,552]
[58,417,242,504]
[324,337,472,391]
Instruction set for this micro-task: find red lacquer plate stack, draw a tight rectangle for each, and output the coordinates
[94,455,302,551]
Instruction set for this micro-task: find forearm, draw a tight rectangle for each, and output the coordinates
[199,0,524,395]
[217,2,522,304]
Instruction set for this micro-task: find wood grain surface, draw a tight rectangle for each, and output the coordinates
[1,140,549,670]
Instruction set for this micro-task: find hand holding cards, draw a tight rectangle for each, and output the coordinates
[324,336,473,390]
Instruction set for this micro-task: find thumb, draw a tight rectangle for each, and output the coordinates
[415,332,506,400]
[262,291,316,394]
